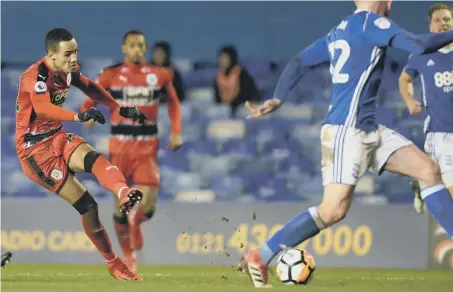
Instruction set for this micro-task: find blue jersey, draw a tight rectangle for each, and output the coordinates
[273,9,453,132]
[404,48,453,133]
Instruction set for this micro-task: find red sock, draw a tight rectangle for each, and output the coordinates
[92,156,128,198]
[113,218,133,257]
[82,213,117,262]
[134,208,154,225]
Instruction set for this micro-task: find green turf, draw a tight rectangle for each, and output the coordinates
[1,264,452,292]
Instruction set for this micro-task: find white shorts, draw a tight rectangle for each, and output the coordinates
[320,124,413,186]
[424,132,453,188]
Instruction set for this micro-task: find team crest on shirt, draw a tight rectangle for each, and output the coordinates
[51,169,63,181]
[146,73,158,87]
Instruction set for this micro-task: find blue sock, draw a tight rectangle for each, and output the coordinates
[258,207,325,264]
[422,184,453,239]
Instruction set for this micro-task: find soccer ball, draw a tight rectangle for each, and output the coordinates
[276,249,316,285]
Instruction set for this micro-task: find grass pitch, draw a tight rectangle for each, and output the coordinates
[1,264,452,292]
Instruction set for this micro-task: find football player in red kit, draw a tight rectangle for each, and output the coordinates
[15,28,146,280]
[81,30,182,271]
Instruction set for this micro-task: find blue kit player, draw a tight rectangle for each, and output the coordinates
[399,3,453,213]
[241,0,453,287]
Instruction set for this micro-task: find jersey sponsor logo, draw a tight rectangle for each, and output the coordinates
[34,81,47,93]
[122,86,158,105]
[38,74,47,81]
[51,90,68,107]
[374,17,391,30]
[434,71,453,93]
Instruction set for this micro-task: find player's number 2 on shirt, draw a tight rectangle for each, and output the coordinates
[328,40,351,84]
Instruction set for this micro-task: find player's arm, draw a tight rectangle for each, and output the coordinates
[72,72,119,111]
[80,69,111,112]
[26,75,78,122]
[398,55,422,115]
[72,72,147,124]
[274,37,329,103]
[364,13,453,54]
[164,70,183,151]
[245,36,329,119]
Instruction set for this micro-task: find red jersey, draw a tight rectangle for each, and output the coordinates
[16,57,120,158]
[81,60,181,152]
[15,58,78,158]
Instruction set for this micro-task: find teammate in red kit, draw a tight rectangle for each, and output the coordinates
[15,28,146,280]
[81,30,182,272]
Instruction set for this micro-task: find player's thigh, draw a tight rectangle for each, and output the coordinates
[320,125,370,186]
[56,133,93,172]
[57,174,87,205]
[382,144,440,187]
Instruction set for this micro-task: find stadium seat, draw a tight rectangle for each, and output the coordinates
[186,87,215,104]
[221,139,258,156]
[207,120,245,140]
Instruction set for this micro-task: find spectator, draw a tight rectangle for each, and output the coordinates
[150,41,185,102]
[214,45,260,116]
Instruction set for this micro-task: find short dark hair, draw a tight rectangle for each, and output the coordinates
[429,3,453,21]
[123,30,145,44]
[45,28,74,53]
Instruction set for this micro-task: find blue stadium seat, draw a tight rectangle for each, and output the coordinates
[158,149,189,171]
[221,139,258,156]
[184,139,218,156]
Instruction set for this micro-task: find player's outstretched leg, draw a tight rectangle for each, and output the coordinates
[241,184,354,287]
[67,144,142,214]
[385,145,453,240]
[58,174,142,280]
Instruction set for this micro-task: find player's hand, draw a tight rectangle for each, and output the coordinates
[168,133,183,151]
[406,99,422,115]
[83,119,96,128]
[78,107,106,124]
[245,99,282,119]
[119,106,147,124]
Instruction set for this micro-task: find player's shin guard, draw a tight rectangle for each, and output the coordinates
[113,215,133,257]
[84,151,128,198]
[73,192,117,262]
[258,207,325,264]
[422,184,453,239]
